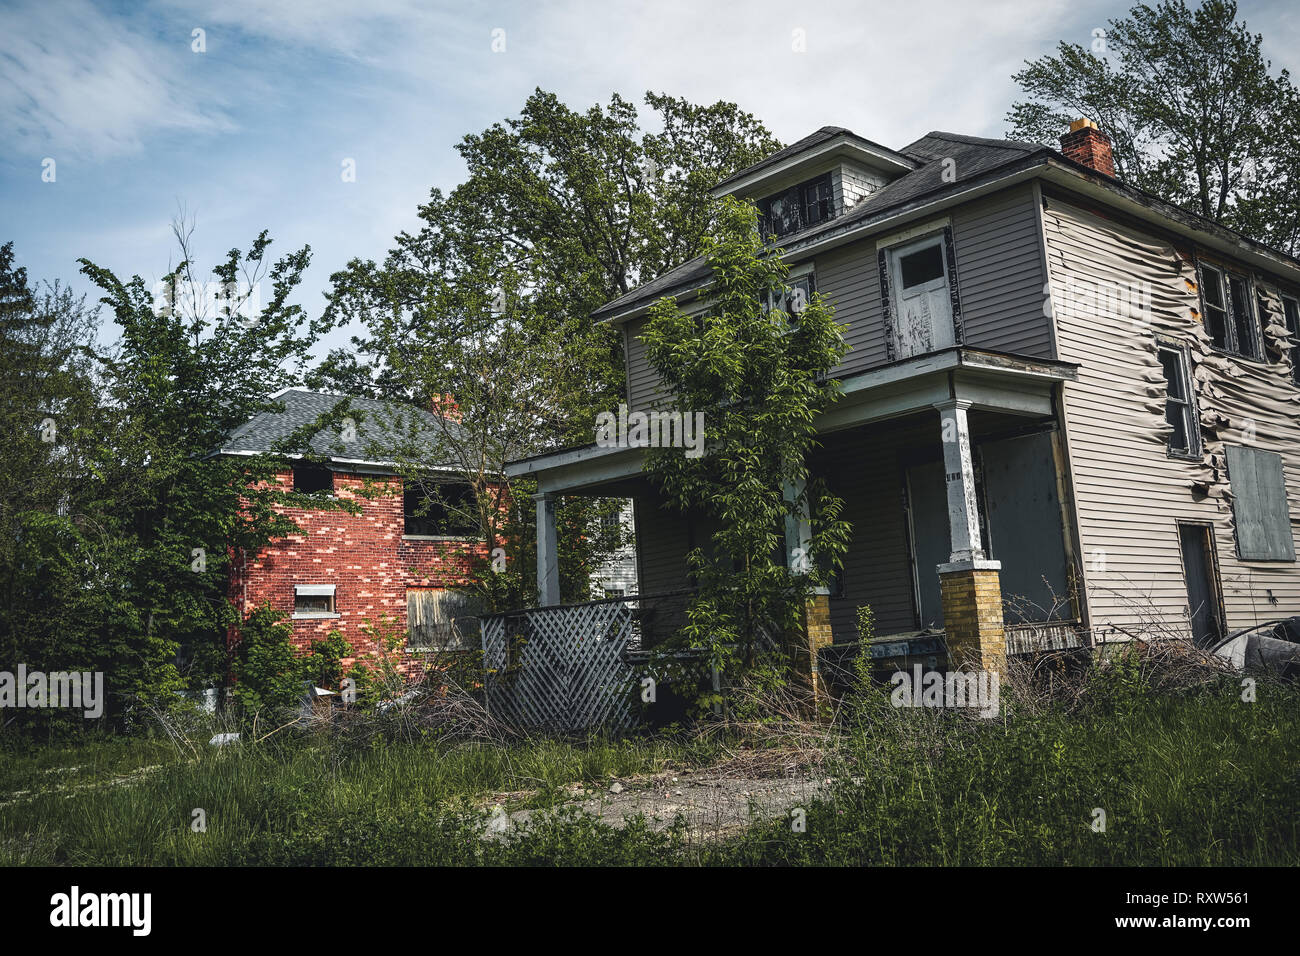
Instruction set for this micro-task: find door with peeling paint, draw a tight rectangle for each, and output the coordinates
[889,236,955,358]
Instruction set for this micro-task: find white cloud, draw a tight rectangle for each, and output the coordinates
[0,0,233,160]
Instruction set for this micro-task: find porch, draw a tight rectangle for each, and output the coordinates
[501,347,1084,717]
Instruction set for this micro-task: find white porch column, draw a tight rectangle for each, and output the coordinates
[534,492,561,606]
[782,476,812,576]
[934,399,986,565]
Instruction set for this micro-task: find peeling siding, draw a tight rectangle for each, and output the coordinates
[1043,196,1300,637]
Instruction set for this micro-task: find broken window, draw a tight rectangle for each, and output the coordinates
[294,584,336,617]
[1283,295,1300,385]
[762,269,816,327]
[403,480,478,537]
[293,461,333,494]
[757,173,835,240]
[1199,263,1261,359]
[1225,445,1295,561]
[1158,345,1198,456]
[407,588,482,651]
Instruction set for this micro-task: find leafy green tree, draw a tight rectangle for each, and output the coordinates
[1007,0,1300,254]
[313,90,782,606]
[639,196,852,671]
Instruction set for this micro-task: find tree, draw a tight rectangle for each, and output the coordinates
[314,90,783,607]
[1007,0,1300,254]
[639,196,852,673]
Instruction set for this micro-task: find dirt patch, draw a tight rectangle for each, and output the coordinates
[484,759,834,840]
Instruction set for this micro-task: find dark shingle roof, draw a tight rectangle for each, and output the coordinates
[219,389,462,470]
[593,130,1048,321]
[711,126,915,193]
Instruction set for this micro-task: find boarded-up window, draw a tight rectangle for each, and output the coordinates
[407,588,482,650]
[1226,446,1295,561]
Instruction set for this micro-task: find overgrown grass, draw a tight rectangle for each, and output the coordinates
[1,674,1296,865]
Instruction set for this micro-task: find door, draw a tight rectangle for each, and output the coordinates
[889,235,955,358]
[906,460,950,629]
[1178,523,1223,646]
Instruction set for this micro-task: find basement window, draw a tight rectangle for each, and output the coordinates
[1158,345,1199,457]
[1200,263,1261,359]
[407,588,482,651]
[293,584,338,618]
[293,461,334,494]
[1225,445,1295,561]
[403,481,479,538]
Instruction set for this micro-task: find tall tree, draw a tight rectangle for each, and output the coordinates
[314,90,783,606]
[640,197,851,672]
[1007,0,1300,254]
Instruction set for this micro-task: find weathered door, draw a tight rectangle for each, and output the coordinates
[889,237,955,358]
[1179,523,1223,646]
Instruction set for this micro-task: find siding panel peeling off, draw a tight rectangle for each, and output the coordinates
[1044,197,1300,638]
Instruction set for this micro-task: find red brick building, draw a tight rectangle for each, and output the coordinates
[221,390,490,666]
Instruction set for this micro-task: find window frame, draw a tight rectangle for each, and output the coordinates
[761,264,816,330]
[1156,342,1200,459]
[757,172,835,241]
[402,479,479,539]
[293,584,338,619]
[292,460,334,495]
[1198,261,1263,360]
[1225,445,1296,562]
[1281,292,1300,386]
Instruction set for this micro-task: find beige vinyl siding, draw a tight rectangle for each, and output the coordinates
[1044,196,1300,638]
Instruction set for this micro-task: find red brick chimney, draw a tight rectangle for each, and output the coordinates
[1059,118,1115,178]
[429,393,461,422]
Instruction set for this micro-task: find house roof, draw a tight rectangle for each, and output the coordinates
[218,389,463,472]
[711,125,917,195]
[593,130,1048,322]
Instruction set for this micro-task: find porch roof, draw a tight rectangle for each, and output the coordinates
[507,347,1078,495]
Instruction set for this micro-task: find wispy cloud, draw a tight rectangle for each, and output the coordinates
[0,0,233,160]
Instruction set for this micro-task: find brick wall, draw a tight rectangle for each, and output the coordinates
[939,568,1007,672]
[229,469,488,667]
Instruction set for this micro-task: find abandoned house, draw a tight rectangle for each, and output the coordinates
[221,389,491,661]
[503,119,1300,689]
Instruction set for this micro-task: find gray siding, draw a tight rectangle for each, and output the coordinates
[951,187,1052,358]
[1044,196,1300,637]
[622,183,1054,407]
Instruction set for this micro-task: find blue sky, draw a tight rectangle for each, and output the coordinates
[2,0,1297,356]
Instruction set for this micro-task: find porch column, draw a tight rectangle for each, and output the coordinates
[534,492,561,607]
[784,477,832,701]
[933,400,1006,673]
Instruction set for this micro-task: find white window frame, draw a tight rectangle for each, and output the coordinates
[293,584,338,619]
[1157,343,1200,458]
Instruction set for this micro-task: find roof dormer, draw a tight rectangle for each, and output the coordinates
[711,126,916,241]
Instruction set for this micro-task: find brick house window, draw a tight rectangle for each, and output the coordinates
[293,584,337,618]
[403,481,478,537]
[407,588,481,650]
[1199,263,1261,359]
[293,461,333,494]
[1158,345,1199,457]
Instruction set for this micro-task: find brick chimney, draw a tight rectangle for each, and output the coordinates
[429,393,461,422]
[1059,118,1115,178]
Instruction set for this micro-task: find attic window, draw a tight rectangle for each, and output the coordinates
[293,461,333,494]
[757,173,834,240]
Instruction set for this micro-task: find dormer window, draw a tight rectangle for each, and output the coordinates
[757,173,835,241]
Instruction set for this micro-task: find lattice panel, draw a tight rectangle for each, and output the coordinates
[481,601,643,732]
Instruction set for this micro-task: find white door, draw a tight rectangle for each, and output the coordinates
[889,236,955,358]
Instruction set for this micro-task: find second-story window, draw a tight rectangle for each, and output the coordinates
[762,269,816,327]
[1282,295,1300,385]
[404,480,479,537]
[292,461,333,494]
[1158,345,1199,457]
[757,173,834,241]
[1199,263,1261,359]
